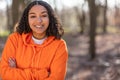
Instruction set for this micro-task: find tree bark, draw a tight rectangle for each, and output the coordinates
[11,0,19,32]
[103,0,108,33]
[5,0,12,31]
[74,6,86,34]
[88,0,97,60]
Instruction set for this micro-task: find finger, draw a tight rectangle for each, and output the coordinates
[8,60,15,66]
[8,59,14,64]
[9,57,15,61]
[8,59,16,66]
[8,57,17,68]
[9,58,16,63]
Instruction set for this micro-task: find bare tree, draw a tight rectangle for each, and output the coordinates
[103,0,108,33]
[11,0,25,32]
[114,0,120,27]
[5,0,12,31]
[74,5,86,34]
[87,0,97,60]
[19,0,26,17]
[11,0,19,32]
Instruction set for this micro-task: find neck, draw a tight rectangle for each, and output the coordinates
[33,35,47,40]
[32,33,47,40]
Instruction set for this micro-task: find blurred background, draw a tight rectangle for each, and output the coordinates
[1,0,120,80]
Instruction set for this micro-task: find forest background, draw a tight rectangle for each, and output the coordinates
[1,0,120,80]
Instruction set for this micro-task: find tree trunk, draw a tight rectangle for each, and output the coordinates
[103,0,108,33]
[11,0,19,32]
[88,0,97,60]
[5,0,12,31]
[74,7,85,34]
[19,0,26,17]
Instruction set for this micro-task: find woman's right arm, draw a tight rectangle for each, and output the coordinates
[0,33,33,80]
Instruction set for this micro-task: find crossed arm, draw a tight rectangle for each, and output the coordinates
[1,51,67,80]
[0,35,68,80]
[7,58,49,79]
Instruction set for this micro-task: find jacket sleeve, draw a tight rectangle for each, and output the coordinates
[0,33,33,80]
[32,68,49,80]
[44,40,68,80]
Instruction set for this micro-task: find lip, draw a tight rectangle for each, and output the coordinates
[36,25,42,28]
[34,25,44,29]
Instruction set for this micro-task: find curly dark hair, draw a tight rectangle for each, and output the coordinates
[16,0,64,39]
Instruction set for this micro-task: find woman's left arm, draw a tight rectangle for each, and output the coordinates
[44,40,68,80]
[31,40,68,80]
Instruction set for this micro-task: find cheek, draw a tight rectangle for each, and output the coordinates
[46,18,49,25]
[28,19,33,26]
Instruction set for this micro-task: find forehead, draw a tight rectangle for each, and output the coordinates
[29,5,47,13]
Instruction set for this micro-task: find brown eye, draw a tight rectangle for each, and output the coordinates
[43,15,47,17]
[30,16,36,18]
[42,13,48,17]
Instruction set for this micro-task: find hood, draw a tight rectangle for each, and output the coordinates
[22,33,55,47]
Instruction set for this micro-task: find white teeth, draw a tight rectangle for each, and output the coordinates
[36,25,42,28]
[35,25,44,29]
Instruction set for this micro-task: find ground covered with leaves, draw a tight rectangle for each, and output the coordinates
[63,33,120,80]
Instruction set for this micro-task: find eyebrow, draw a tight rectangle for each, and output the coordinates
[29,11,48,14]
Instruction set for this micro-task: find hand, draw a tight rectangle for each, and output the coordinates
[8,57,17,68]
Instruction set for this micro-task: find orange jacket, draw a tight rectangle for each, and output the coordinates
[0,32,68,80]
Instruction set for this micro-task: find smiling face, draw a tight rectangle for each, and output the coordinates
[28,5,49,39]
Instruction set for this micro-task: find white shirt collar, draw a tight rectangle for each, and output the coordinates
[32,36,47,44]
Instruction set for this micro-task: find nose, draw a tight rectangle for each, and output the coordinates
[37,17,42,23]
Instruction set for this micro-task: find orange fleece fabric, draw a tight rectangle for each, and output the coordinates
[0,32,68,80]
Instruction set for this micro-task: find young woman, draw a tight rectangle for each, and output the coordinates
[0,1,68,80]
